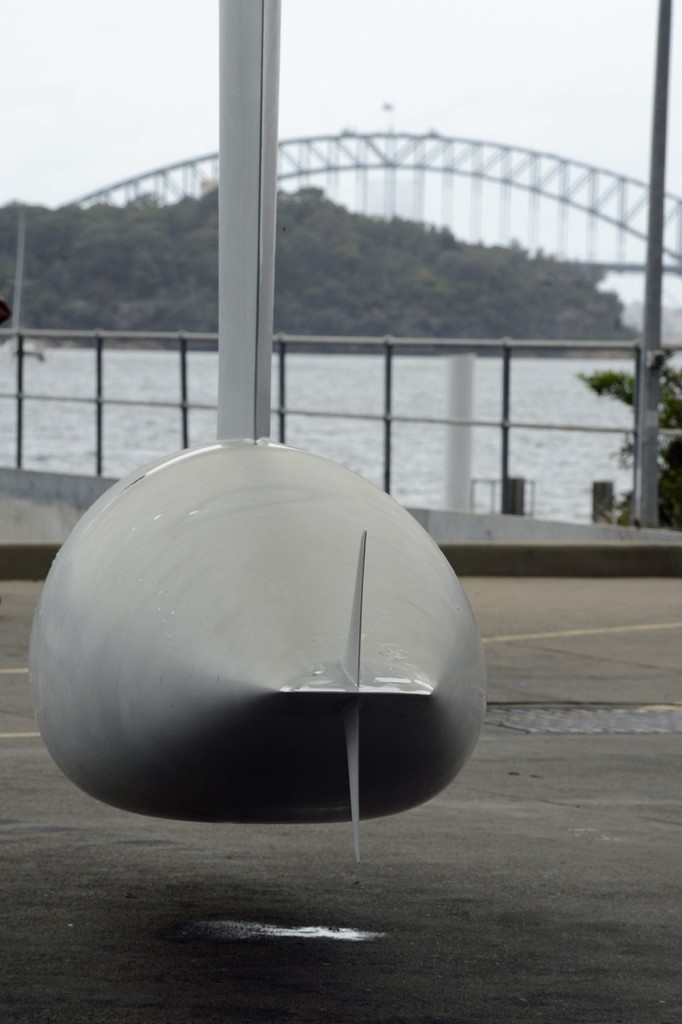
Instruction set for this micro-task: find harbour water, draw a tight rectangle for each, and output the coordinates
[0,347,642,523]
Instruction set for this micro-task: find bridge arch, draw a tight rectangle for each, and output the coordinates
[71,132,682,273]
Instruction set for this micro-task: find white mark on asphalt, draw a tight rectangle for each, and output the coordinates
[487,705,682,734]
[178,920,384,942]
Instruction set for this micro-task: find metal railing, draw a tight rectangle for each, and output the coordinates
[1,328,680,514]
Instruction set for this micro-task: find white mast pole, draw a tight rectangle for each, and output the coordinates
[217,0,281,441]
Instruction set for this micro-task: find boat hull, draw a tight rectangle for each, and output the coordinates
[29,441,486,823]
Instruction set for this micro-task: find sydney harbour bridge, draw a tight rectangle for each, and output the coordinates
[72,131,682,277]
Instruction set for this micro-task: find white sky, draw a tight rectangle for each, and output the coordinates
[3,0,682,304]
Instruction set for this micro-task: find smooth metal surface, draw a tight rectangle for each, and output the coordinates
[29,441,486,824]
[217,0,280,441]
[341,530,366,689]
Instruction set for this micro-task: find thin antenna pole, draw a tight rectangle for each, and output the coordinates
[217,0,281,441]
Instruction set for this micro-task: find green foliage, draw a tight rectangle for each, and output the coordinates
[0,188,633,339]
[580,356,682,528]
[0,194,219,332]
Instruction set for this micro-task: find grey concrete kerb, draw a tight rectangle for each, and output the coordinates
[3,541,682,580]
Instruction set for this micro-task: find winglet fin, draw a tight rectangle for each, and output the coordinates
[342,530,366,864]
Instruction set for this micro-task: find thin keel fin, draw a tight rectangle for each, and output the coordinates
[344,702,361,863]
[342,530,366,863]
[342,530,367,689]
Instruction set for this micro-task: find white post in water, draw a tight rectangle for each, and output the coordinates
[445,354,474,511]
[218,0,281,441]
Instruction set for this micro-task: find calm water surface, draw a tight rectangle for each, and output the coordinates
[0,348,640,523]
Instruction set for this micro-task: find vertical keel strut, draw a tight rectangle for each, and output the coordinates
[343,531,367,863]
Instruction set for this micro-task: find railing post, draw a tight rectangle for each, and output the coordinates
[500,340,511,513]
[632,341,642,511]
[179,333,189,449]
[383,336,393,493]
[507,477,525,515]
[95,332,104,476]
[276,335,286,445]
[16,332,24,468]
[592,481,614,523]
[378,337,391,493]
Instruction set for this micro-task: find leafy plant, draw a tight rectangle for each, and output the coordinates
[580,355,682,528]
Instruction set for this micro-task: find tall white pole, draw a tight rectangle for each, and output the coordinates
[633,0,672,527]
[218,0,281,441]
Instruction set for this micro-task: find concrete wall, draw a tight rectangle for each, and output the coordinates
[440,542,682,577]
[4,467,680,547]
[2,469,682,578]
[408,506,682,546]
[0,468,115,544]
[3,540,682,580]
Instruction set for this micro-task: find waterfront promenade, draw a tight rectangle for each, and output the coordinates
[1,574,681,1023]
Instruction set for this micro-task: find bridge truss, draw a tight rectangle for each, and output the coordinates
[71,132,682,274]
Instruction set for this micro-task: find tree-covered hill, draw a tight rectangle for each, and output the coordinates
[0,188,632,340]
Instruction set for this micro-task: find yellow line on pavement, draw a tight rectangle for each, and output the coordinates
[482,621,682,645]
[0,732,40,739]
[0,667,29,675]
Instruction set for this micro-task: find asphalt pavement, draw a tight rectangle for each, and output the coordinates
[1,577,681,1024]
